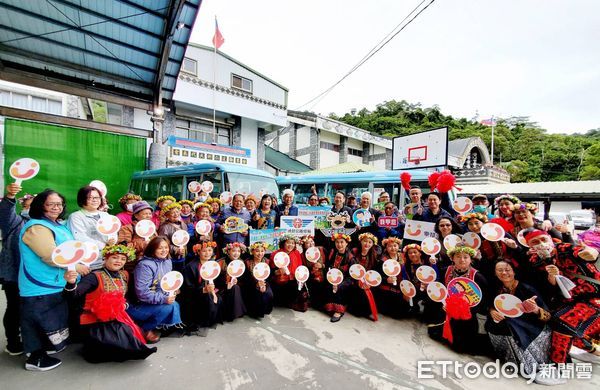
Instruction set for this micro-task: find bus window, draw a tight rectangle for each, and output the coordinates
[140,178,160,202]
[202,171,223,195]
[159,176,183,200]
[227,172,279,198]
[292,184,325,204]
[329,182,370,199]
[130,178,142,195]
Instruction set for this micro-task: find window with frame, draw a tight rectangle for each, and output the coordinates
[0,89,62,115]
[320,141,340,152]
[182,57,197,75]
[176,118,231,145]
[348,148,363,157]
[231,74,253,93]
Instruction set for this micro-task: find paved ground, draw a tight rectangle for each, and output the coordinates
[0,295,598,390]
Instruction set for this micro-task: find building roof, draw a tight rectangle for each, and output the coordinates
[0,0,201,108]
[265,146,311,174]
[447,137,491,168]
[188,43,289,92]
[302,162,378,175]
[458,180,600,200]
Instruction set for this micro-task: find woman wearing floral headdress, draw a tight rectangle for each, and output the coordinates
[241,242,274,319]
[63,245,156,362]
[494,194,521,221]
[181,241,224,337]
[158,202,187,273]
[324,233,357,322]
[348,233,381,320]
[300,235,327,309]
[459,212,518,281]
[116,193,142,227]
[442,245,490,355]
[269,234,308,311]
[509,202,572,245]
[152,195,176,228]
[206,197,223,221]
[373,237,410,319]
[179,199,195,226]
[219,242,247,321]
[400,244,439,314]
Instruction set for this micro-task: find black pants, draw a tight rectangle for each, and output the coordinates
[2,282,21,348]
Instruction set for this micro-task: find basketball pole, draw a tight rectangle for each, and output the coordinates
[490,115,495,165]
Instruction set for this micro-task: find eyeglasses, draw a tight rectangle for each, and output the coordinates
[45,202,64,208]
[87,196,102,201]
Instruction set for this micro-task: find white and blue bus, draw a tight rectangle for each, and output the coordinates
[129,163,280,204]
[276,169,454,209]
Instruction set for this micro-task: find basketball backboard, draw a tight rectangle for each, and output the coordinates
[392,127,448,170]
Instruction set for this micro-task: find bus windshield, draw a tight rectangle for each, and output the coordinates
[227,172,279,197]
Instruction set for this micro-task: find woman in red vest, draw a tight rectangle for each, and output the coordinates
[63,245,156,363]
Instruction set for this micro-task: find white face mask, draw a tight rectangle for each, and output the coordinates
[531,242,554,258]
[126,204,134,212]
[198,195,208,203]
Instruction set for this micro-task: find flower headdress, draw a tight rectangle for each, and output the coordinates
[512,202,538,213]
[300,235,315,245]
[102,244,136,262]
[193,202,211,211]
[358,232,378,246]
[382,237,402,247]
[249,242,269,253]
[223,242,247,255]
[161,202,182,216]
[331,233,351,242]
[156,195,176,205]
[458,212,488,223]
[402,243,421,253]
[179,199,194,208]
[279,233,300,244]
[193,241,217,254]
[447,244,477,258]
[494,194,521,207]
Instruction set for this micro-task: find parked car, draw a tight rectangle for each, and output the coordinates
[570,209,597,230]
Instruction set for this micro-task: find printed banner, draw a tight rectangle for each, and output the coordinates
[279,216,315,236]
[403,220,438,242]
[297,205,331,229]
[378,216,399,228]
[249,229,286,252]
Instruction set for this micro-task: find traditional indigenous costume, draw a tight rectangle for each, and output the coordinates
[348,233,381,320]
[374,237,410,319]
[269,234,309,311]
[485,281,551,375]
[65,245,156,362]
[152,196,176,229]
[300,236,328,310]
[241,243,274,319]
[524,230,600,364]
[219,242,247,321]
[323,234,357,316]
[157,202,188,272]
[181,242,225,329]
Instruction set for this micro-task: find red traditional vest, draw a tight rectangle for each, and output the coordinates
[80,270,129,325]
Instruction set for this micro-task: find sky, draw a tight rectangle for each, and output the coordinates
[190,0,600,134]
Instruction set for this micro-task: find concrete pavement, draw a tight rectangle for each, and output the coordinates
[0,297,599,390]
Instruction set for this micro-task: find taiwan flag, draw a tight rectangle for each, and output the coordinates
[212,18,225,50]
[480,118,496,126]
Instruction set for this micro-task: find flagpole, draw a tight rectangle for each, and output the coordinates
[490,115,495,165]
[212,27,217,144]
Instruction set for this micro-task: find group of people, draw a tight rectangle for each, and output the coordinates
[1,178,599,386]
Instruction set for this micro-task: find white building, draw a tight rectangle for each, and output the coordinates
[266,111,392,173]
[166,43,288,169]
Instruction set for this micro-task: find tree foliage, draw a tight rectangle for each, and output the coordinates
[328,100,599,182]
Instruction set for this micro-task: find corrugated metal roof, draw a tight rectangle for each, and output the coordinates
[265,146,311,174]
[0,0,201,106]
[302,162,379,175]
[458,181,600,196]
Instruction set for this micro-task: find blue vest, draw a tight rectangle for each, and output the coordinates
[18,219,74,297]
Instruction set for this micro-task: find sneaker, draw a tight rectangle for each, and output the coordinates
[25,345,66,358]
[4,343,24,356]
[25,354,62,371]
[570,346,600,364]
[534,372,567,386]
[144,330,160,344]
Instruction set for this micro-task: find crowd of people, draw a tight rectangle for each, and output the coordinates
[1,177,599,385]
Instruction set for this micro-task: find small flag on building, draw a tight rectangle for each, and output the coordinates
[212,18,225,49]
[480,117,497,126]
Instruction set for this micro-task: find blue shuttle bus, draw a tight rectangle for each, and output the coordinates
[129,163,280,204]
[276,169,452,209]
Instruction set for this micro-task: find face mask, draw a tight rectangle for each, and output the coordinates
[198,195,208,203]
[531,242,554,259]
[126,204,134,212]
[473,205,487,214]
[20,210,30,218]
